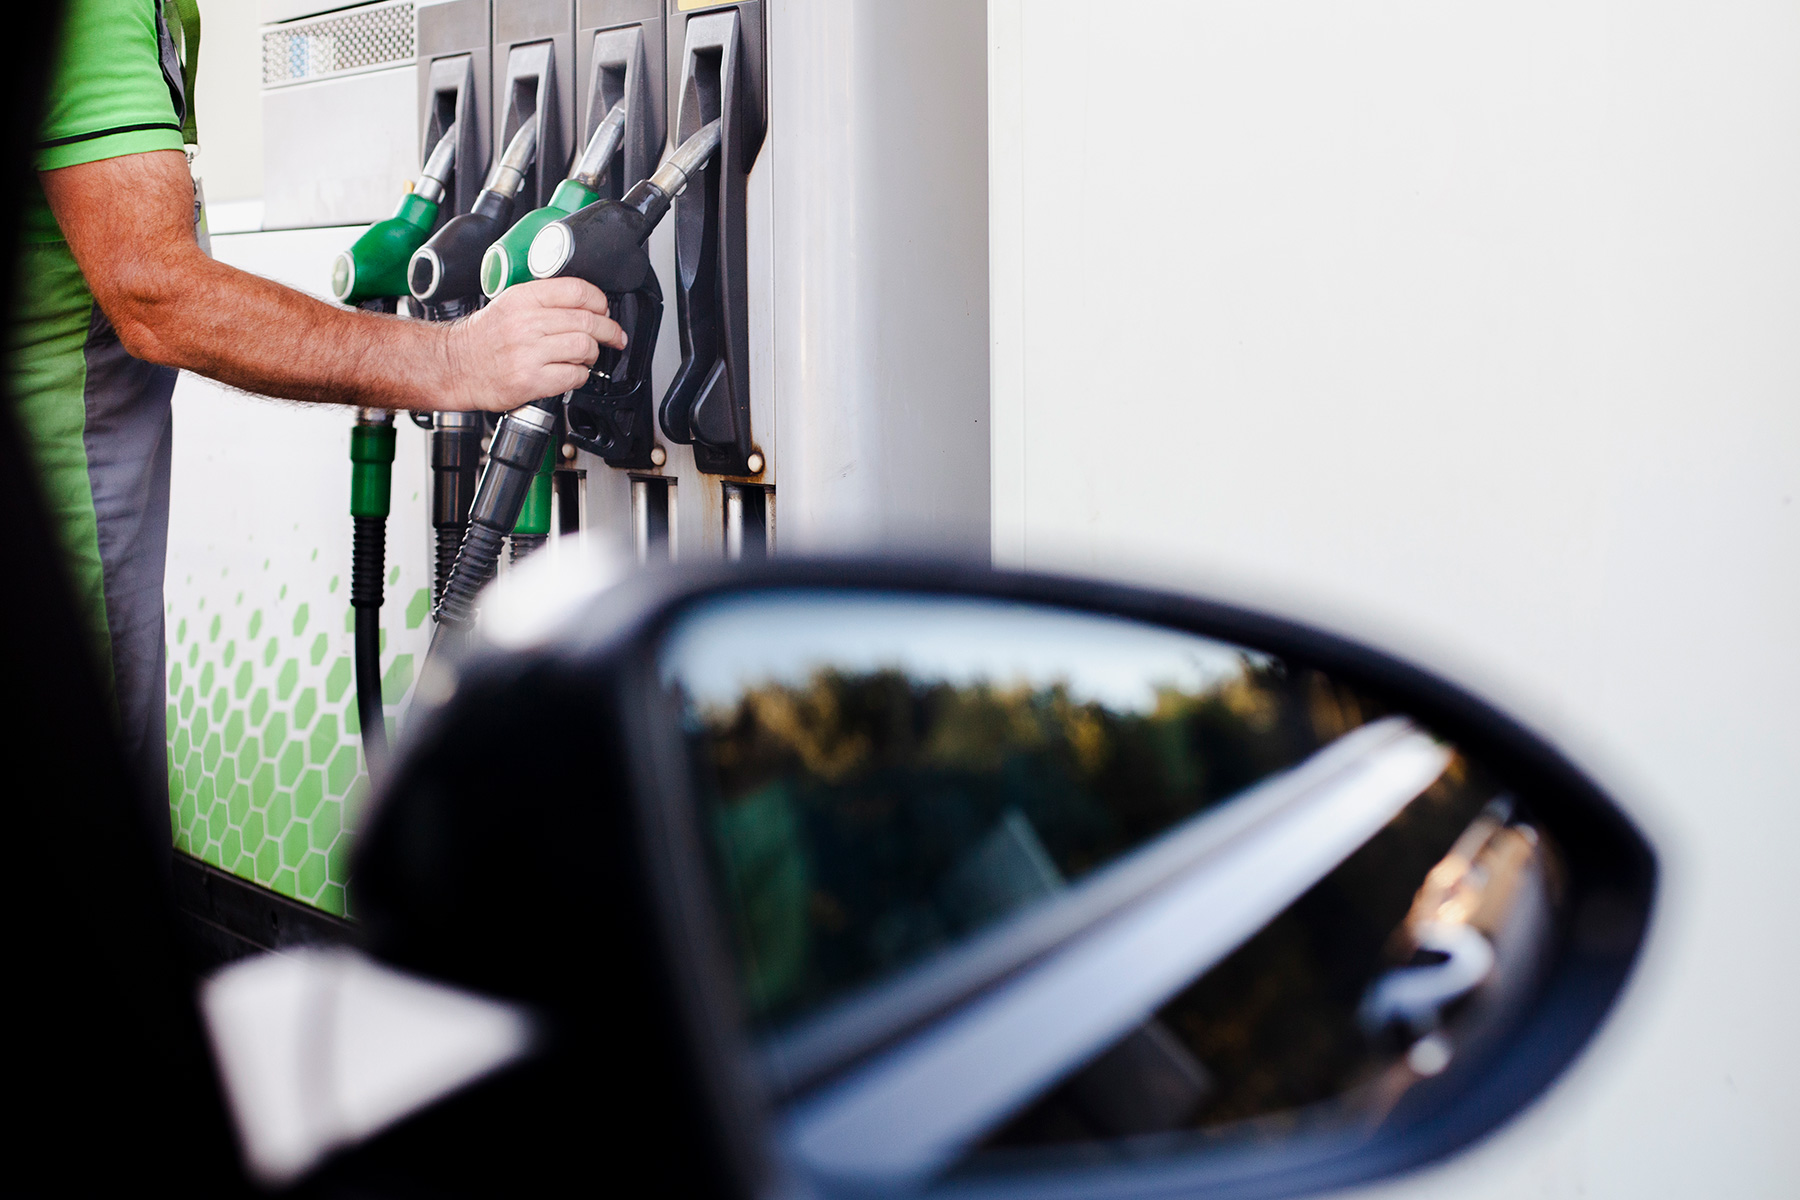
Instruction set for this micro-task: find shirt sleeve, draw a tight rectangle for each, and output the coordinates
[36,0,185,171]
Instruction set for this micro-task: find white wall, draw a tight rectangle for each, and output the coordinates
[990,2,1799,1196]
[769,0,990,555]
[192,0,266,203]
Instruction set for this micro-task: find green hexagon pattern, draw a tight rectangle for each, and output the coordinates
[166,554,433,917]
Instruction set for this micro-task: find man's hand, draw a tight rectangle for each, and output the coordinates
[39,149,624,412]
[445,278,626,412]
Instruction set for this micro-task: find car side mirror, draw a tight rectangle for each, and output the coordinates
[338,559,1654,1199]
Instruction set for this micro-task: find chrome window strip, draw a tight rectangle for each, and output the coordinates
[781,716,1452,1186]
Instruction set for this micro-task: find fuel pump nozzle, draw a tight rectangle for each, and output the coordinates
[330,124,458,307]
[407,114,540,307]
[525,118,722,290]
[479,100,629,299]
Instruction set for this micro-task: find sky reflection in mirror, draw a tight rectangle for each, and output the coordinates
[662,592,1263,715]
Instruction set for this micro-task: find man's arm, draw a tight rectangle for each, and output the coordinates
[39,149,626,413]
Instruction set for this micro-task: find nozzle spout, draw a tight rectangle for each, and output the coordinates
[414,122,458,207]
[485,114,541,201]
[570,101,629,193]
[648,119,723,198]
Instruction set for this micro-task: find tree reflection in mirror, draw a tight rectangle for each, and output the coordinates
[660,591,1562,1180]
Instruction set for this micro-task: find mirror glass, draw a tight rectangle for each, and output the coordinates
[660,591,1562,1188]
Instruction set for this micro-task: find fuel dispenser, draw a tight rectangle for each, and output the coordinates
[490,0,771,579]
[166,0,989,934]
[407,116,540,306]
[442,0,774,599]
[408,0,578,574]
[477,101,624,295]
[407,94,544,605]
[329,127,458,309]
[566,0,675,560]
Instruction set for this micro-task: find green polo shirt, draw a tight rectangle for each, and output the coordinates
[8,0,193,824]
[14,0,186,642]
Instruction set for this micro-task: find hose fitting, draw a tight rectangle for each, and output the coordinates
[509,436,557,564]
[429,411,483,607]
[434,399,560,630]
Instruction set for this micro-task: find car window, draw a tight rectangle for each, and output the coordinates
[973,762,1528,1161]
[661,591,1383,1034]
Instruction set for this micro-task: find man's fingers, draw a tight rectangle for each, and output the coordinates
[537,331,602,366]
[536,363,591,396]
[595,315,627,351]
[526,306,627,350]
[512,276,610,316]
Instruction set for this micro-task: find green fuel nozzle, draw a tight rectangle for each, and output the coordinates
[480,100,630,299]
[408,114,540,307]
[525,118,722,292]
[330,125,458,305]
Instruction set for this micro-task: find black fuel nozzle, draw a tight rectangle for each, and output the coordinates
[516,119,721,467]
[524,118,722,293]
[432,397,561,633]
[407,114,540,307]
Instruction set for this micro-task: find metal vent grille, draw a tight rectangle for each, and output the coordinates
[263,1,415,88]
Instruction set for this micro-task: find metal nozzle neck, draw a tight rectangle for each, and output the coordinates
[570,100,629,192]
[414,122,458,206]
[647,118,723,198]
[485,115,541,200]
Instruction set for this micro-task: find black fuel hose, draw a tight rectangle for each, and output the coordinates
[350,520,388,766]
[349,411,397,771]
[433,397,561,631]
[429,411,483,607]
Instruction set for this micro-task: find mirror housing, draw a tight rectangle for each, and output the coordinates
[347,558,1655,1199]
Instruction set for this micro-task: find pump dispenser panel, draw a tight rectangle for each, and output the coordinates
[493,0,578,216]
[418,0,493,223]
[660,1,766,477]
[578,1,666,199]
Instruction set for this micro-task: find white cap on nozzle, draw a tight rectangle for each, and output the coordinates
[527,221,574,280]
